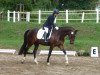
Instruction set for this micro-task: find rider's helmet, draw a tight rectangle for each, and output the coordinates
[53,9,59,14]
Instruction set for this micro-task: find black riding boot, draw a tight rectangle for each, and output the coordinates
[44,32,48,42]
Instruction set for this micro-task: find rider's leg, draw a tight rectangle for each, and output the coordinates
[44,27,49,42]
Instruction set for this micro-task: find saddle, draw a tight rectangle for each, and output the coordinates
[37,28,52,39]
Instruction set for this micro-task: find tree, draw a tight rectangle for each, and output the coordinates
[0,0,32,11]
[58,0,99,10]
[32,0,59,10]
[0,0,99,11]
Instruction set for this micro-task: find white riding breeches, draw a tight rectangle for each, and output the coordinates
[44,27,49,33]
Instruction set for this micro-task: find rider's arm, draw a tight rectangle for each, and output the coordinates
[49,15,55,28]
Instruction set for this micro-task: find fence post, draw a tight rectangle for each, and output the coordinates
[7,10,10,21]
[66,10,68,23]
[26,12,30,22]
[17,11,20,21]
[13,11,15,22]
[38,10,41,24]
[81,12,85,23]
[96,9,99,23]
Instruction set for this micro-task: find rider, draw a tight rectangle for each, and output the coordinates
[43,9,59,42]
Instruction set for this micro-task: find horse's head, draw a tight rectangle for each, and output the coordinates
[68,30,78,44]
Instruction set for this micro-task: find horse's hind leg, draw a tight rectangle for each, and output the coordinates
[21,45,31,64]
[33,44,39,64]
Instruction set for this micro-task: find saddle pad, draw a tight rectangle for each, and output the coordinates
[37,28,52,39]
[37,28,44,39]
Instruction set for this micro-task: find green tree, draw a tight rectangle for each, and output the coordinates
[58,0,99,10]
[0,0,99,11]
[32,0,59,10]
[0,0,32,11]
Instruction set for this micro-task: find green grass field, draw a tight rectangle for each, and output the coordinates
[0,21,100,53]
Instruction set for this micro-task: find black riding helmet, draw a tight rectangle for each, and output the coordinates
[53,9,59,14]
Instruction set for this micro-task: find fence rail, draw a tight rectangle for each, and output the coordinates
[7,10,30,22]
[7,9,100,23]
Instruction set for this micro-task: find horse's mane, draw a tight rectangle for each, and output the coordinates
[59,26,75,30]
[51,26,75,38]
[55,26,75,34]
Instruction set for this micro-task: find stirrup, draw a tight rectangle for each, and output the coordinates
[44,39,48,42]
[45,40,48,42]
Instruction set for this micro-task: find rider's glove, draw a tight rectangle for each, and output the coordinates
[55,26,59,30]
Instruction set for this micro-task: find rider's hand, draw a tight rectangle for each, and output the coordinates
[55,26,59,30]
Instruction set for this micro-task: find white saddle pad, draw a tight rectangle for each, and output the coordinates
[37,28,45,39]
[37,28,52,39]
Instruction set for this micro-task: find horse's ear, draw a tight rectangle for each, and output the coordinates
[75,30,78,34]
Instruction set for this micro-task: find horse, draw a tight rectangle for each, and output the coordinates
[18,26,78,65]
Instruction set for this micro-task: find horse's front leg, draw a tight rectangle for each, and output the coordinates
[47,46,53,65]
[63,50,69,65]
[33,44,39,64]
[59,45,69,65]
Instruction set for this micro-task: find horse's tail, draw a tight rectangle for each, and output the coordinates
[18,30,29,55]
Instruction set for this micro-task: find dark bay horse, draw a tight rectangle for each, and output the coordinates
[18,26,78,65]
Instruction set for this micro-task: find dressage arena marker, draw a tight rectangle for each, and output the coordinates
[91,47,99,57]
[39,50,77,56]
[0,49,16,54]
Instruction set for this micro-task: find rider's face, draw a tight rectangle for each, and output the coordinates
[54,14,59,17]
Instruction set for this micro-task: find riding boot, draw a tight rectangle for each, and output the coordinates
[44,32,48,42]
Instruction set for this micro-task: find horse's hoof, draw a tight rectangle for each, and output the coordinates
[65,62,69,66]
[47,63,50,66]
[34,58,39,65]
[21,60,24,64]
[21,57,26,64]
[21,61,24,64]
[35,61,39,65]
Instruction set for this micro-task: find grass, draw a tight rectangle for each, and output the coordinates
[0,21,100,53]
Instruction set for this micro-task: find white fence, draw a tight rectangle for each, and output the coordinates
[7,9,100,23]
[7,10,30,22]
[39,50,77,56]
[0,49,16,54]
